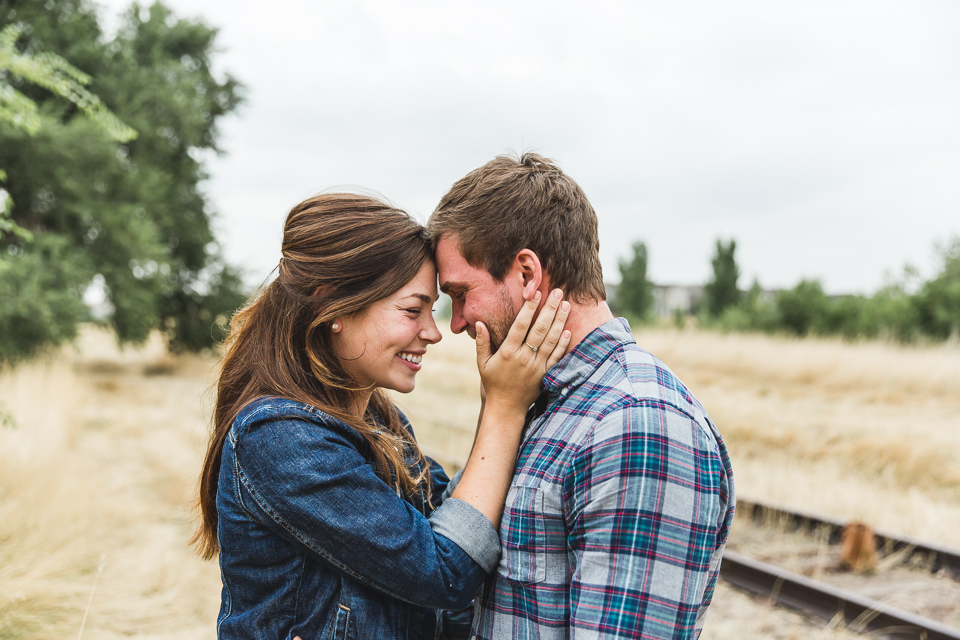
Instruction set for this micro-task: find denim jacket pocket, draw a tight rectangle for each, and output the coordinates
[496,485,546,584]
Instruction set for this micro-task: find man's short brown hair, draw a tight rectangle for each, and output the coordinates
[428,152,606,303]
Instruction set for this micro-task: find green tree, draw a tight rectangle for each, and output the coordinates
[1,21,136,247]
[775,279,829,337]
[915,237,960,340]
[717,278,778,333]
[617,241,654,321]
[819,294,875,340]
[0,23,136,140]
[870,277,921,343]
[704,238,740,317]
[0,0,246,365]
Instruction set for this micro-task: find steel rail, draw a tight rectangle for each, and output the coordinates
[737,498,960,580]
[721,551,960,639]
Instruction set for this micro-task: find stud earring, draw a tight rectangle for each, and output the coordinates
[331,322,340,331]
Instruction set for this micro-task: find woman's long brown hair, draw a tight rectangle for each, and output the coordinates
[193,193,434,560]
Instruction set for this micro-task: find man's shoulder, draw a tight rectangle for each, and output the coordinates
[588,340,695,404]
[584,341,716,439]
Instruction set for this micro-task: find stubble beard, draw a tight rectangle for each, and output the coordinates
[485,287,517,354]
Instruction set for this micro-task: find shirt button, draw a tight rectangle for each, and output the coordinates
[560,388,569,396]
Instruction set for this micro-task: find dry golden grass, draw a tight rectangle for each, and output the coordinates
[0,328,221,639]
[629,327,960,546]
[401,327,960,546]
[1,323,957,638]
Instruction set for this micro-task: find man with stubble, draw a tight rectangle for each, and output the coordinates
[429,152,735,640]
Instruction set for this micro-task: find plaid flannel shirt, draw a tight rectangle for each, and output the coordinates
[470,318,735,640]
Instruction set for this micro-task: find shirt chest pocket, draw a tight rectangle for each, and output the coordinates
[497,485,547,584]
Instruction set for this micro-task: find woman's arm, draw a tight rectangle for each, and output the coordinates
[232,405,490,610]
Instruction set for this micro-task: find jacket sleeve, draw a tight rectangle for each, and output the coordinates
[425,454,452,512]
[564,403,727,639]
[232,407,499,610]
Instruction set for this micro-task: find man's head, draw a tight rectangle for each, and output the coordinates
[428,152,605,349]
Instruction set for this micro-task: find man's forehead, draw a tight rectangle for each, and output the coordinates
[435,235,473,281]
[434,234,464,261]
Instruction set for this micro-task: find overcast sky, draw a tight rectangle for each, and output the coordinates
[98,0,960,295]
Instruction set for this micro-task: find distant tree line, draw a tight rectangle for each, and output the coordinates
[1,0,247,366]
[615,237,960,343]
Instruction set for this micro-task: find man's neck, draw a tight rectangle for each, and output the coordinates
[559,299,615,356]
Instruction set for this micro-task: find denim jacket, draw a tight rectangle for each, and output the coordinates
[215,397,499,640]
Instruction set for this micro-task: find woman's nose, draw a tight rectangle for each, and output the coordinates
[420,317,442,343]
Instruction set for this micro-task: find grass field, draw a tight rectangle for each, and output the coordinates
[1,323,957,638]
[399,325,960,546]
[0,330,221,639]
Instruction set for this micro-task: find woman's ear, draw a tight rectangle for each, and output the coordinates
[514,249,543,301]
[312,286,342,332]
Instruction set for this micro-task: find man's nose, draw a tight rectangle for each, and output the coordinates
[449,300,468,334]
[449,314,468,335]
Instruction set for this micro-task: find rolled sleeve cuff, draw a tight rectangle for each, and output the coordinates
[430,497,501,573]
[441,468,463,502]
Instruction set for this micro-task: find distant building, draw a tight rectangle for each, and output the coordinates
[607,281,786,318]
[605,281,704,318]
[653,284,703,317]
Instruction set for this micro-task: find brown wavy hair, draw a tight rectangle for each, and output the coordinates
[193,193,434,560]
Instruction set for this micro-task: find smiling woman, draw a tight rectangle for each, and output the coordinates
[332,261,442,400]
[192,192,571,640]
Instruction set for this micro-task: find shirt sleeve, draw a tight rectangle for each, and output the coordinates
[233,408,499,610]
[564,402,727,639]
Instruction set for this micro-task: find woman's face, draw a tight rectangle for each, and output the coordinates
[333,261,443,394]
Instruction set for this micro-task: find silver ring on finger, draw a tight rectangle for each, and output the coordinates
[525,342,539,353]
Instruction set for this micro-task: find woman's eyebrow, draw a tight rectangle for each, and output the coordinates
[403,293,437,304]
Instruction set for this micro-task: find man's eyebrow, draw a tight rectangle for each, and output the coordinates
[439,281,467,295]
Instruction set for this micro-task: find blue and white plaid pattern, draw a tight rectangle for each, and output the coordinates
[471,318,735,640]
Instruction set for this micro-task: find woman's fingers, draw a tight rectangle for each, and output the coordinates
[475,320,491,365]
[537,299,571,369]
[523,289,563,350]
[498,290,541,354]
[479,288,569,411]
[543,328,572,371]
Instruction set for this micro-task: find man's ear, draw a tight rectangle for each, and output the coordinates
[514,249,543,301]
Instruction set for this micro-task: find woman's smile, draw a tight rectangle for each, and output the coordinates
[397,351,424,370]
[333,261,441,395]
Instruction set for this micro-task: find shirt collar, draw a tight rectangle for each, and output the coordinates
[542,317,635,396]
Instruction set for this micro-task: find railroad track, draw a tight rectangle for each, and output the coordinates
[722,499,960,639]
